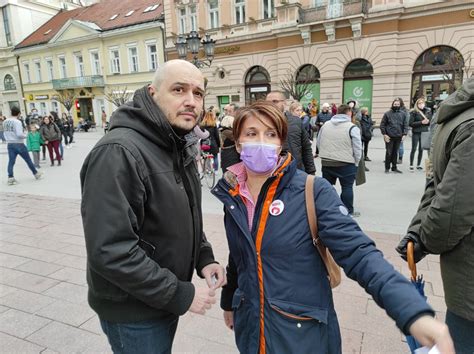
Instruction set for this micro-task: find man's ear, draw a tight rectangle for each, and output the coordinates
[148,85,155,96]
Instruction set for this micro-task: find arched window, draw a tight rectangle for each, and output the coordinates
[296,64,320,108]
[343,59,373,114]
[245,66,271,104]
[411,46,463,108]
[4,74,16,91]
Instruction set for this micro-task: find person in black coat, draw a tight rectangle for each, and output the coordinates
[359,107,374,161]
[409,97,431,171]
[200,110,221,171]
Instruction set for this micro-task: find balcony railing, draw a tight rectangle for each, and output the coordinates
[301,0,365,23]
[52,75,105,90]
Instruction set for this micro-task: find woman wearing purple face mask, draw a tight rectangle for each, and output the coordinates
[211,101,453,354]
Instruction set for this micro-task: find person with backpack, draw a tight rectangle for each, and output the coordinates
[212,100,453,354]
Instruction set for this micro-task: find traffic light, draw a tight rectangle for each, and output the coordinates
[75,100,81,119]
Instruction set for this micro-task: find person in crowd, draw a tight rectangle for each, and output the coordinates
[220,103,241,174]
[80,60,225,353]
[380,98,408,174]
[397,78,474,353]
[315,102,333,129]
[212,100,453,354]
[347,99,361,121]
[78,118,90,132]
[331,102,338,116]
[397,97,410,164]
[359,107,374,161]
[40,115,62,166]
[409,98,432,171]
[266,91,316,175]
[50,111,64,159]
[61,112,73,148]
[200,109,221,171]
[0,115,6,143]
[3,106,43,185]
[317,104,362,216]
[26,123,43,169]
[288,101,311,137]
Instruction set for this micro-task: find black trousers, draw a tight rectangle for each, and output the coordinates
[410,132,423,166]
[362,139,370,158]
[385,137,402,171]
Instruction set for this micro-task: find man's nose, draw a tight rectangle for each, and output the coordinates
[183,91,197,107]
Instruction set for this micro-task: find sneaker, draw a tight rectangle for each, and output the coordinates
[416,166,423,171]
[364,157,371,162]
[398,158,403,164]
[34,171,43,180]
[364,167,370,172]
[7,177,17,185]
[392,169,403,174]
[385,169,390,174]
[409,166,414,172]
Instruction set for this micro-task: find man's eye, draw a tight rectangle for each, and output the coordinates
[173,87,183,93]
[194,92,204,98]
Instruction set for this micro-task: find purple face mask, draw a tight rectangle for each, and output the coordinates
[240,142,279,174]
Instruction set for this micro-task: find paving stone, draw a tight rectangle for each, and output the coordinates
[340,327,363,354]
[53,254,87,270]
[57,244,87,258]
[0,309,51,338]
[15,260,64,276]
[3,234,71,251]
[0,243,64,263]
[26,321,109,353]
[0,266,24,283]
[361,331,407,353]
[0,252,30,268]
[36,300,96,327]
[0,332,45,353]
[43,282,88,304]
[0,304,9,313]
[79,315,103,335]
[4,272,59,293]
[47,266,87,286]
[0,284,18,297]
[0,288,56,313]
[179,313,236,347]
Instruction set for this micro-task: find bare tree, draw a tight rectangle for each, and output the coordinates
[279,68,313,102]
[105,86,134,107]
[439,52,472,91]
[54,90,76,113]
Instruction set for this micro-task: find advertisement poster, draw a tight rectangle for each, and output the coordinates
[343,79,373,114]
[298,83,320,109]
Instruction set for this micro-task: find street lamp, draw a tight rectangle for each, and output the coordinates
[175,31,216,68]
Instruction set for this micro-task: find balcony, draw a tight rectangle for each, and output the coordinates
[301,0,366,23]
[52,75,105,90]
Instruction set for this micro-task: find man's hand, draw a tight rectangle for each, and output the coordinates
[383,135,390,143]
[201,263,227,289]
[396,232,428,262]
[223,310,234,330]
[409,316,454,354]
[188,287,216,315]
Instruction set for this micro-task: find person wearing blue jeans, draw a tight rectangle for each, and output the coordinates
[3,106,42,185]
[321,164,357,214]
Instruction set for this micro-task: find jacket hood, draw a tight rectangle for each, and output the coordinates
[108,86,186,151]
[329,114,351,125]
[436,78,474,124]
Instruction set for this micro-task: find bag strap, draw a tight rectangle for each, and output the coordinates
[305,175,331,268]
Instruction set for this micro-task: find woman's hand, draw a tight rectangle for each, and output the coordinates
[223,310,234,331]
[383,134,391,143]
[409,315,454,353]
[422,118,430,125]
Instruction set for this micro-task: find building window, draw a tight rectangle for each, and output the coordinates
[3,74,16,90]
[34,61,42,82]
[178,8,187,34]
[29,102,36,111]
[110,48,121,74]
[75,53,85,77]
[23,63,31,83]
[235,0,245,24]
[190,5,197,31]
[46,59,54,80]
[128,46,139,73]
[52,101,59,113]
[262,0,275,19]
[58,56,67,78]
[209,0,219,29]
[2,7,12,46]
[90,51,101,75]
[40,102,47,116]
[147,43,158,71]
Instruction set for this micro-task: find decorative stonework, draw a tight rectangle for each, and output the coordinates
[299,26,311,45]
[350,18,362,39]
[324,22,335,42]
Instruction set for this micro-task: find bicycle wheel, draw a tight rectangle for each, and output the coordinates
[204,157,215,189]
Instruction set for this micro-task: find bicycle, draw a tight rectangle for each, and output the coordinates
[199,147,216,189]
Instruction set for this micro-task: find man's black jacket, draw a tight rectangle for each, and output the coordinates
[284,112,316,174]
[80,86,216,322]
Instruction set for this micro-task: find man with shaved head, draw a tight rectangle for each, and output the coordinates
[80,60,225,353]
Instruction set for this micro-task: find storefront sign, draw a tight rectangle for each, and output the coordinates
[214,46,240,55]
[343,79,373,114]
[250,86,268,93]
[298,83,320,108]
[35,95,49,100]
[422,74,452,82]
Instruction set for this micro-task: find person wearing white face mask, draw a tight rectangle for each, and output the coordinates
[211,101,454,354]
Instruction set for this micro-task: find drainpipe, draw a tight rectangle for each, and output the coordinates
[15,54,28,115]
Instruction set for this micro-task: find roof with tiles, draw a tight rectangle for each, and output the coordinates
[15,0,163,50]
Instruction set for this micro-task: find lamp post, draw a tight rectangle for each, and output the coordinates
[175,31,216,69]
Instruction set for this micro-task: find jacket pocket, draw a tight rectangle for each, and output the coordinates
[87,268,129,302]
[265,299,329,354]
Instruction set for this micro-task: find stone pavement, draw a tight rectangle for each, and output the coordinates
[0,131,448,353]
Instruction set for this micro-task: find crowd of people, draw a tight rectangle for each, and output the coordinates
[79,59,473,354]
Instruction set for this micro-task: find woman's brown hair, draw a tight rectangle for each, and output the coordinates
[201,110,217,127]
[233,100,288,142]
